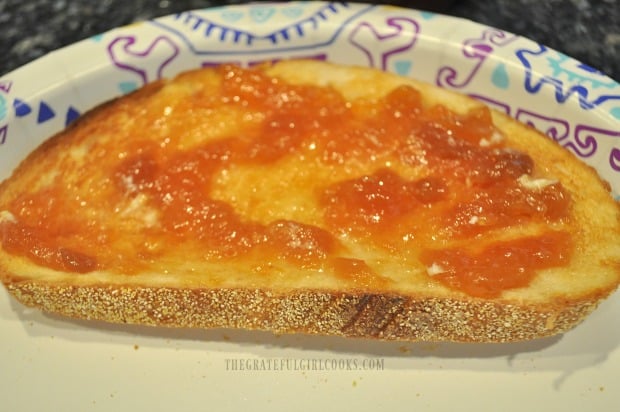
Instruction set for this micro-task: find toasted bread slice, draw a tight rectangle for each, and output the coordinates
[0,60,619,342]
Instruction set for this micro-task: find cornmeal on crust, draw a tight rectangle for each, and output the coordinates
[0,60,619,342]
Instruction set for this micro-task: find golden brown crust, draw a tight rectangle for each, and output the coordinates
[1,60,619,342]
[3,276,607,343]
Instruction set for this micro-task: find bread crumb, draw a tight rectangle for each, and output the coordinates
[134,344,139,350]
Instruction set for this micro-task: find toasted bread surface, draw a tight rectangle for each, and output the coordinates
[0,60,619,342]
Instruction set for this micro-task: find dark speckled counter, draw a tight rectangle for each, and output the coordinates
[1,0,619,80]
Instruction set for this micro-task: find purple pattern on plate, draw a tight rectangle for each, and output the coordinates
[469,96,618,175]
[610,148,620,172]
[108,35,180,85]
[514,110,620,170]
[348,17,419,70]
[565,124,611,159]
[515,110,599,159]
[0,81,12,94]
[515,109,570,142]
[436,28,517,89]
[572,125,620,169]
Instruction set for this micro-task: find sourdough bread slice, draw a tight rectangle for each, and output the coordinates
[0,60,618,342]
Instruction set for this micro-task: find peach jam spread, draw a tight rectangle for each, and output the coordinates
[0,64,573,298]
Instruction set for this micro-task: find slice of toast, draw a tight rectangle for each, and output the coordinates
[0,60,619,342]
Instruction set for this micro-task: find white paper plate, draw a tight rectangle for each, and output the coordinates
[1,2,619,411]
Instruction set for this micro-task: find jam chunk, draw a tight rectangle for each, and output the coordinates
[420,232,573,298]
[1,221,97,273]
[321,168,448,233]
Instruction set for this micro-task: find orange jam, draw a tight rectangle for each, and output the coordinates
[419,231,573,298]
[0,64,574,297]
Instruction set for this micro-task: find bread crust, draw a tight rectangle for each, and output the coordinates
[2,275,608,343]
[1,60,619,342]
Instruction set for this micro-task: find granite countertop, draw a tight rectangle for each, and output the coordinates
[1,0,618,80]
